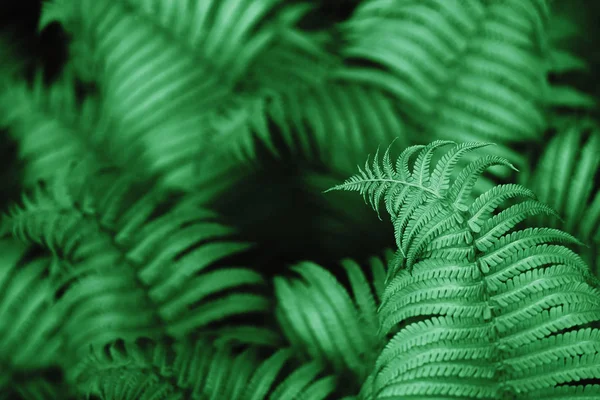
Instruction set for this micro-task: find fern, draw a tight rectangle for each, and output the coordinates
[0,238,72,399]
[521,118,600,278]
[545,10,597,110]
[1,166,277,355]
[0,71,117,187]
[1,0,600,399]
[336,0,549,169]
[274,254,390,385]
[37,0,334,188]
[327,140,600,398]
[72,338,338,400]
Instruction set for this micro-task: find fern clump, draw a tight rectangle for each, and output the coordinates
[328,140,600,399]
[1,0,599,398]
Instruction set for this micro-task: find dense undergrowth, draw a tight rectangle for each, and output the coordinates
[0,0,599,399]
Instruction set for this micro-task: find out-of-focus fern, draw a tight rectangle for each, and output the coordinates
[521,118,600,278]
[0,72,114,186]
[38,0,410,180]
[545,11,597,111]
[336,0,549,171]
[0,238,72,399]
[71,338,339,400]
[328,140,600,398]
[37,0,341,185]
[1,166,279,356]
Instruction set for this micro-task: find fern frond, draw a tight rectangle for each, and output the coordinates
[337,0,549,167]
[275,255,389,383]
[38,0,334,189]
[0,71,121,187]
[328,140,600,399]
[0,238,73,399]
[3,168,276,354]
[522,118,600,278]
[0,162,98,262]
[544,11,597,109]
[327,140,514,267]
[73,339,338,400]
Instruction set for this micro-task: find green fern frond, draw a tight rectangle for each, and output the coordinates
[0,162,98,263]
[263,81,408,173]
[327,140,519,269]
[72,339,338,400]
[37,0,331,189]
[328,140,600,399]
[274,255,390,383]
[2,168,275,354]
[337,0,549,167]
[544,10,597,109]
[522,118,600,278]
[0,71,120,187]
[0,238,73,399]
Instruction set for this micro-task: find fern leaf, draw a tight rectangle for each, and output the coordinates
[0,238,73,399]
[275,257,387,384]
[328,140,600,398]
[4,169,276,353]
[74,339,339,400]
[338,0,549,167]
[0,72,117,187]
[522,118,600,277]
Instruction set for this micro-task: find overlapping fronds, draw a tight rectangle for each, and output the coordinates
[522,118,600,277]
[275,255,389,384]
[0,238,71,399]
[2,0,599,399]
[37,0,334,188]
[328,140,600,399]
[337,0,549,167]
[72,339,339,400]
[1,166,277,356]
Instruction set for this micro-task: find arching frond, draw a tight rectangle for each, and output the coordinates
[522,118,600,278]
[37,0,331,189]
[2,167,276,354]
[73,339,339,400]
[274,254,390,384]
[0,238,73,399]
[0,72,119,187]
[338,0,549,168]
[328,140,600,399]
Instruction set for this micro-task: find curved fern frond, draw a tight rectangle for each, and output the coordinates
[0,238,73,399]
[266,81,408,174]
[73,339,338,400]
[522,118,600,277]
[0,71,123,187]
[2,168,275,354]
[0,162,99,263]
[337,0,549,166]
[38,0,332,189]
[328,140,600,399]
[275,255,389,384]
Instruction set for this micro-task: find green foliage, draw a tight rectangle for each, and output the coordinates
[328,141,600,398]
[274,255,390,385]
[521,118,600,277]
[0,0,599,399]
